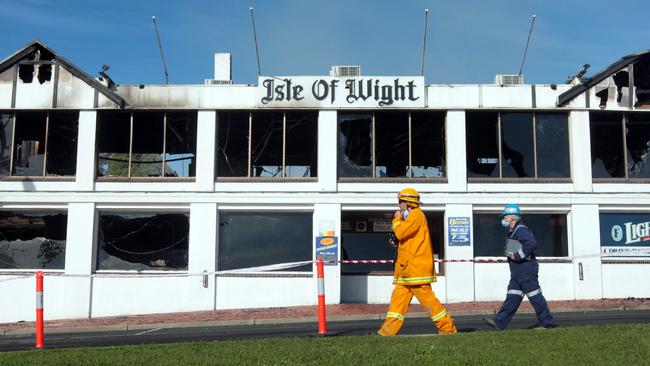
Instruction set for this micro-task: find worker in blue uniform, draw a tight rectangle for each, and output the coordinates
[484,204,556,330]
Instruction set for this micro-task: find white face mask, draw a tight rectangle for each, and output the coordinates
[402,209,410,219]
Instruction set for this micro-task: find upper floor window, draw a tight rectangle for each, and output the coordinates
[0,111,78,177]
[97,111,197,179]
[216,111,318,179]
[466,112,570,180]
[591,112,650,179]
[338,111,445,179]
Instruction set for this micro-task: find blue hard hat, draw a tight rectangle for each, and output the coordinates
[502,204,521,216]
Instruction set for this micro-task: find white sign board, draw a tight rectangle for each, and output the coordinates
[256,76,425,108]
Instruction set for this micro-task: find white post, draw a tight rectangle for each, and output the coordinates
[63,202,96,318]
[446,111,467,192]
[317,110,337,192]
[571,204,603,299]
[444,204,475,302]
[570,111,593,193]
[196,111,216,191]
[75,111,98,191]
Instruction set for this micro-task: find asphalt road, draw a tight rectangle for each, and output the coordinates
[1,310,650,352]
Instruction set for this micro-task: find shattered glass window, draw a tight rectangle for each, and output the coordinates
[250,111,283,177]
[97,111,131,177]
[97,212,189,271]
[473,213,568,257]
[536,114,570,178]
[45,111,78,176]
[216,111,249,177]
[12,112,46,176]
[131,112,164,177]
[626,113,650,178]
[338,113,372,177]
[375,111,409,178]
[285,112,317,177]
[466,112,500,177]
[218,212,312,271]
[0,113,14,176]
[0,211,67,270]
[500,113,534,178]
[590,112,625,178]
[411,111,445,178]
[164,112,197,177]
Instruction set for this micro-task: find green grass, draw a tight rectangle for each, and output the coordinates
[1,323,649,365]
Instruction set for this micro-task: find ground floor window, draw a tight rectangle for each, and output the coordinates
[218,211,312,271]
[96,212,189,271]
[0,211,67,269]
[473,213,568,257]
[341,211,445,274]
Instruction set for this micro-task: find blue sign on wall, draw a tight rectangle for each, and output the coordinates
[315,236,338,265]
[600,213,650,256]
[448,217,471,246]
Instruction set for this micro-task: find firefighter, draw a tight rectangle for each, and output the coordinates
[378,188,457,336]
[484,204,557,330]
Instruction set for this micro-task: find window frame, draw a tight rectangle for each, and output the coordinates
[337,110,447,182]
[466,111,572,183]
[0,110,79,180]
[215,110,318,181]
[96,110,197,181]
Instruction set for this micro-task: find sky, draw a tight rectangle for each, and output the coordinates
[0,0,648,86]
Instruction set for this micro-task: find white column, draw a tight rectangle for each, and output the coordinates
[75,111,97,191]
[187,203,217,310]
[313,203,341,304]
[196,111,216,191]
[317,110,337,192]
[570,111,592,192]
[571,204,603,299]
[444,204,475,303]
[62,202,96,318]
[446,111,467,192]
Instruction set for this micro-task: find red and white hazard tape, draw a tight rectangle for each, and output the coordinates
[339,259,506,264]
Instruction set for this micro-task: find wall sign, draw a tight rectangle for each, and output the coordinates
[315,236,338,266]
[256,76,425,108]
[448,217,471,246]
[600,213,650,256]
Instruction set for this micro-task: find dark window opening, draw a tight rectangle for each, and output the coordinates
[37,64,52,84]
[341,211,445,275]
[97,212,189,271]
[218,212,312,271]
[339,111,446,179]
[590,112,631,179]
[0,211,67,269]
[45,111,78,176]
[18,64,34,83]
[467,112,570,179]
[0,114,14,176]
[216,110,318,179]
[96,111,198,178]
[626,114,650,178]
[12,112,46,176]
[473,213,568,257]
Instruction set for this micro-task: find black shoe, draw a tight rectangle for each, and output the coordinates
[483,318,504,330]
[529,323,557,330]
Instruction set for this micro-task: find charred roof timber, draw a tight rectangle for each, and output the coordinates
[557,50,650,108]
[0,40,127,108]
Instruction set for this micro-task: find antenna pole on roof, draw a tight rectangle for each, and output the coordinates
[152,16,170,84]
[249,7,262,76]
[420,8,429,77]
[518,14,536,77]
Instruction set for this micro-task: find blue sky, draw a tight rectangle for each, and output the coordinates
[0,0,648,85]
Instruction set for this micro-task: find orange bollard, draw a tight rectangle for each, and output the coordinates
[316,256,327,336]
[36,271,44,349]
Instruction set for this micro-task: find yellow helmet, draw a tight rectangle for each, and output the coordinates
[398,188,421,207]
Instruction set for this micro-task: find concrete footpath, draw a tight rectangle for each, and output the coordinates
[2,298,649,336]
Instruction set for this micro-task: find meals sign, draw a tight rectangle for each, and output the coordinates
[256,76,425,108]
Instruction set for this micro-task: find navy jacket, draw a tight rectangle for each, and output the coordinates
[508,221,537,262]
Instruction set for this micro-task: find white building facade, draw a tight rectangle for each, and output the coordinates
[1,41,649,323]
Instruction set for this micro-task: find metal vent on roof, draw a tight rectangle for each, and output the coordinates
[204,79,232,85]
[494,74,524,85]
[330,65,361,77]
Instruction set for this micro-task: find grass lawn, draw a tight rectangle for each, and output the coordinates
[1,323,649,365]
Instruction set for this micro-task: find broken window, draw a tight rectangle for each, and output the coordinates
[218,212,312,271]
[0,111,78,177]
[466,112,570,179]
[591,112,650,179]
[16,49,55,85]
[0,211,67,269]
[97,111,197,178]
[216,111,317,178]
[594,55,650,109]
[473,213,568,257]
[96,212,189,271]
[339,111,446,179]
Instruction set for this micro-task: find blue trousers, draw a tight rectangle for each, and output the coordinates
[494,260,555,328]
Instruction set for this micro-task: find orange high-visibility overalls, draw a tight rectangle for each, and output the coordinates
[378,208,457,336]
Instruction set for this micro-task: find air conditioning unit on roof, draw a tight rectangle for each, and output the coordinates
[330,65,361,77]
[495,74,524,85]
[204,79,232,85]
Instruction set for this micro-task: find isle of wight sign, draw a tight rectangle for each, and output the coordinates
[256,76,425,108]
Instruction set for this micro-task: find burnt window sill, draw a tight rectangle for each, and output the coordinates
[96,177,195,183]
[217,177,318,183]
[593,178,650,184]
[0,176,75,182]
[468,178,572,184]
[338,178,448,184]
